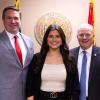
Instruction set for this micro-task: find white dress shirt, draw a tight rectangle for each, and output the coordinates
[6,31,27,65]
[78,46,92,96]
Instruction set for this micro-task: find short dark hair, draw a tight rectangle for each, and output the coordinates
[2,6,21,19]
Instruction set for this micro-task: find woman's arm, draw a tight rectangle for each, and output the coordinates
[27,96,34,100]
[26,54,37,98]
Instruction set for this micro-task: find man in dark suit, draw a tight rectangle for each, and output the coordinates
[70,23,100,100]
[0,6,34,100]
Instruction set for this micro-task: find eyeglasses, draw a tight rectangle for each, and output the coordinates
[78,33,93,39]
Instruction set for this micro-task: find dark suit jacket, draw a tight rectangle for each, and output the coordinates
[70,46,100,100]
[26,53,80,100]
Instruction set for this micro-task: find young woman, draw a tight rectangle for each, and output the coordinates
[26,24,80,100]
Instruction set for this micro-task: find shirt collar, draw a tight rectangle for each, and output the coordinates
[6,30,21,39]
[79,45,93,55]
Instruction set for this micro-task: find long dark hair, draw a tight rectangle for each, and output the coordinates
[40,24,68,55]
[40,24,75,72]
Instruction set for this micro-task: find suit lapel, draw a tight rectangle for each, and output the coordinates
[20,33,31,68]
[89,46,99,83]
[1,31,20,64]
[72,47,80,64]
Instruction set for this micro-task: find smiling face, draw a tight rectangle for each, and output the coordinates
[77,29,94,50]
[47,30,62,50]
[3,9,21,34]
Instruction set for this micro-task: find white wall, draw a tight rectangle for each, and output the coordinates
[0,0,100,53]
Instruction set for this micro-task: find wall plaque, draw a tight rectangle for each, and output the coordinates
[34,12,72,45]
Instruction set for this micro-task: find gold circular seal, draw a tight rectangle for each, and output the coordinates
[34,12,72,45]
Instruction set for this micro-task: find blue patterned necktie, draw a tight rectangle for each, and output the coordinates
[80,51,87,100]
